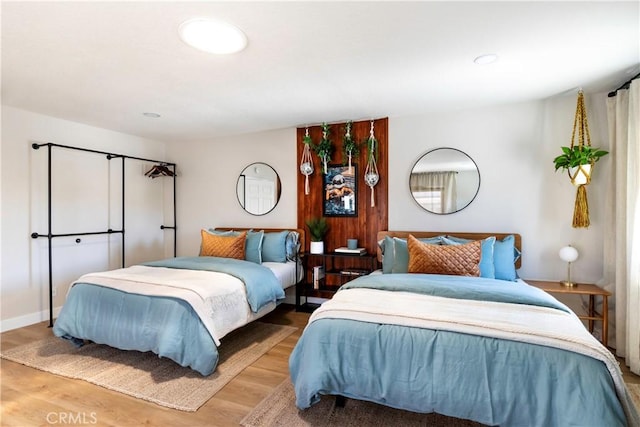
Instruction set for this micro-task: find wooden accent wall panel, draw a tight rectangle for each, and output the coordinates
[296,118,388,256]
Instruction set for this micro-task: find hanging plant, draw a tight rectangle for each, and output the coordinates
[300,126,314,195]
[553,145,608,175]
[553,90,608,228]
[342,121,359,174]
[364,120,380,207]
[314,122,333,174]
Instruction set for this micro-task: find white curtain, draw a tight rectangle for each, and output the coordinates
[410,171,457,213]
[603,79,640,374]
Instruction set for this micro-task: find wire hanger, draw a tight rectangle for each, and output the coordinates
[145,163,175,179]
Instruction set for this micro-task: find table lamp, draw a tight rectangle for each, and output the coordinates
[559,245,579,287]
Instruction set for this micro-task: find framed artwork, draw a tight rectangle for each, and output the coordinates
[323,164,357,217]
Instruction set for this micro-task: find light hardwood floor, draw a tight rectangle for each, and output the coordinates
[1,305,310,427]
[2,305,638,426]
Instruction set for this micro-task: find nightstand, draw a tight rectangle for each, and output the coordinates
[296,252,378,312]
[526,280,611,347]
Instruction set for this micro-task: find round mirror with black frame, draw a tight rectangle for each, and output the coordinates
[236,162,282,216]
[409,148,480,214]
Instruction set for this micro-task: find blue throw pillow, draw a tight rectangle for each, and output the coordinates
[392,238,413,273]
[245,230,264,264]
[442,236,496,279]
[285,231,300,261]
[206,229,234,236]
[261,230,289,263]
[381,236,395,274]
[493,235,518,281]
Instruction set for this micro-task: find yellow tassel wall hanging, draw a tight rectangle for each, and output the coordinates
[552,90,608,228]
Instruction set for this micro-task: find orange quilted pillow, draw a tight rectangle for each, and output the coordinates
[407,234,481,277]
[200,230,246,260]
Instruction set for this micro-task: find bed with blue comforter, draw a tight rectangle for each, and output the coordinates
[54,256,286,376]
[289,231,639,426]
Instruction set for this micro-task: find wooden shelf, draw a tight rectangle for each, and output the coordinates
[296,252,378,311]
[526,279,610,347]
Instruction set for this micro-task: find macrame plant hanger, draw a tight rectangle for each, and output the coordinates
[300,126,314,195]
[344,121,355,174]
[569,90,592,228]
[364,120,380,207]
[318,123,332,174]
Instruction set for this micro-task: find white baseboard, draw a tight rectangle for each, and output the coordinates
[0,306,62,333]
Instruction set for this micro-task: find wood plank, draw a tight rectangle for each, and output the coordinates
[0,305,308,427]
[2,303,638,427]
[297,118,388,258]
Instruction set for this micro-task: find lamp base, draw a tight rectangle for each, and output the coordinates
[560,281,578,287]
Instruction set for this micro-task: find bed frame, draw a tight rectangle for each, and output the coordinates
[376,230,521,269]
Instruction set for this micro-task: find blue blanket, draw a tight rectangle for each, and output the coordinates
[53,256,284,376]
[290,274,631,426]
[340,273,570,313]
[142,256,285,313]
[54,284,218,375]
[290,318,627,426]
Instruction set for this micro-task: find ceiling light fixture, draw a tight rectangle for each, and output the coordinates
[143,112,161,118]
[473,54,498,65]
[179,18,247,55]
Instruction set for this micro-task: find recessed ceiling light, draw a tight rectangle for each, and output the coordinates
[179,18,247,55]
[473,54,498,65]
[143,112,161,118]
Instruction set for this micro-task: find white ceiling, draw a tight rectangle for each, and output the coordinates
[2,1,638,143]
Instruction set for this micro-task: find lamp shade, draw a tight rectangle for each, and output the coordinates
[559,245,579,263]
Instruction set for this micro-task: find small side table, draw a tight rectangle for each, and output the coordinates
[526,280,611,347]
[296,252,378,312]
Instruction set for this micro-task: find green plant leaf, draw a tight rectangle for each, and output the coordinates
[305,217,329,241]
[553,145,609,172]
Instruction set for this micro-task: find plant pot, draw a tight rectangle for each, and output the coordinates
[569,164,592,186]
[310,241,324,254]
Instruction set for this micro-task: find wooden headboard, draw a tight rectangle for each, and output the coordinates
[376,231,522,269]
[215,227,306,255]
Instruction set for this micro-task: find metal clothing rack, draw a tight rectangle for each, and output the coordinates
[30,142,177,326]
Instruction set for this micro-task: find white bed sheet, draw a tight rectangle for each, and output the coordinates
[264,260,303,289]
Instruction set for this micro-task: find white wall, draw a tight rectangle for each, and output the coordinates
[1,106,171,330]
[389,92,610,284]
[1,90,612,330]
[164,128,299,304]
[165,128,298,257]
[167,93,611,284]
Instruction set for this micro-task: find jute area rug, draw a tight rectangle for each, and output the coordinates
[629,383,640,412]
[240,379,486,427]
[0,322,296,412]
[242,379,640,427]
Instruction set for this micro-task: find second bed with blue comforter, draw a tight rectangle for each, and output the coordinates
[289,274,639,426]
